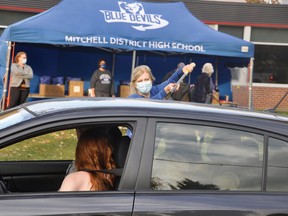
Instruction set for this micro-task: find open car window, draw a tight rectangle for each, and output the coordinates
[0,129,77,161]
[0,124,132,193]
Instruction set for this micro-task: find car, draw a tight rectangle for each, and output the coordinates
[0,97,288,215]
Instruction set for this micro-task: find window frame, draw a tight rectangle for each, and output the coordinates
[137,117,287,192]
[0,116,148,192]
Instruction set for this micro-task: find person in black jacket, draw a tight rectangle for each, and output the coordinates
[90,59,115,97]
[161,62,185,83]
[190,63,215,104]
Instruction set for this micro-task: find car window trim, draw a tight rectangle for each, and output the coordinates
[137,117,288,192]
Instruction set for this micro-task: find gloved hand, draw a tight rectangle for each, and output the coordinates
[182,63,196,74]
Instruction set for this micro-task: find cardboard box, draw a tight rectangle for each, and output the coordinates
[39,84,65,97]
[120,85,131,98]
[69,81,84,96]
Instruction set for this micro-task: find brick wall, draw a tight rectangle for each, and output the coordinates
[232,84,288,111]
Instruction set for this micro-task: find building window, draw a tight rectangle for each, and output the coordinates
[251,28,288,44]
[218,26,244,39]
[253,45,288,83]
[0,25,7,35]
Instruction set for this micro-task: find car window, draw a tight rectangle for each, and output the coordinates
[151,122,264,191]
[0,129,77,161]
[0,125,132,162]
[0,124,132,194]
[267,138,288,191]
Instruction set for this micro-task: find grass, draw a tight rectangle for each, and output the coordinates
[0,129,77,161]
[276,111,288,116]
[0,127,128,161]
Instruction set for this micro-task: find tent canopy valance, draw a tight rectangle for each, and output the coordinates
[0,0,255,110]
[0,0,254,58]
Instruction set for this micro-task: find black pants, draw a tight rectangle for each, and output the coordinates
[7,87,30,109]
[95,91,110,97]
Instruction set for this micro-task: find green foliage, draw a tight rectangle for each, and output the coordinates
[0,130,77,161]
[277,111,288,115]
[0,126,129,161]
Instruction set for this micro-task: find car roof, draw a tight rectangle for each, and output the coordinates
[0,97,287,132]
[1,97,287,118]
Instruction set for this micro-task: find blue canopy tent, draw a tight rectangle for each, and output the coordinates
[0,0,254,110]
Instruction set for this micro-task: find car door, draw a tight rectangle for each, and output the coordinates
[0,116,147,216]
[133,118,288,215]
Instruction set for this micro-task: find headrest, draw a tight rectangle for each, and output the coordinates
[114,136,130,168]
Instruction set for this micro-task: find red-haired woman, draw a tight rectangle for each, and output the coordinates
[59,129,116,191]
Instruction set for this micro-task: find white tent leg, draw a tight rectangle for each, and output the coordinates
[248,57,254,110]
[131,50,136,75]
[215,57,219,90]
[188,58,193,85]
[112,51,116,78]
[1,41,12,111]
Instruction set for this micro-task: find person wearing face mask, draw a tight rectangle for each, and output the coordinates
[7,51,33,109]
[128,63,195,100]
[90,59,115,97]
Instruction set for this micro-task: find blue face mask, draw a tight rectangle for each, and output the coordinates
[136,81,152,94]
[100,64,106,69]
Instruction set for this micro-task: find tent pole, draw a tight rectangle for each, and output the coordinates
[1,41,12,111]
[112,51,116,77]
[248,58,254,110]
[188,57,192,85]
[216,57,219,90]
[131,50,136,74]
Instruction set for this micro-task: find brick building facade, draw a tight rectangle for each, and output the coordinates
[233,84,288,111]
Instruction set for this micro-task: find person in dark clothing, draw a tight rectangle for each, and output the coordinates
[190,63,215,104]
[161,62,191,101]
[162,62,185,82]
[90,59,115,97]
